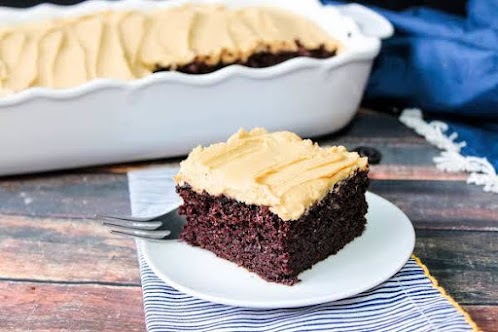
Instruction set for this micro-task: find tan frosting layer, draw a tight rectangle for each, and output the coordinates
[0,5,341,95]
[175,128,368,221]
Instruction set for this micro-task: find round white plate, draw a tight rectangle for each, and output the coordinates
[141,192,415,309]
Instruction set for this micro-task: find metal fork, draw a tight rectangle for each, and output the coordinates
[97,208,186,240]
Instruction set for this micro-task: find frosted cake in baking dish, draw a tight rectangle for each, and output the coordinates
[0,4,341,96]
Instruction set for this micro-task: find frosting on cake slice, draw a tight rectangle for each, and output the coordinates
[175,128,368,221]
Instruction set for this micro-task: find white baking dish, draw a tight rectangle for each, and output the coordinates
[0,0,392,176]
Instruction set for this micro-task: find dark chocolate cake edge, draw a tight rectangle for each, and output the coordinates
[154,41,337,75]
[176,170,369,285]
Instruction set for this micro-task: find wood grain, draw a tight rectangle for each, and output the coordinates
[330,109,424,139]
[464,306,498,332]
[371,180,498,230]
[0,281,144,332]
[0,280,494,332]
[0,173,130,218]
[369,165,467,181]
[0,215,139,284]
[414,230,498,305]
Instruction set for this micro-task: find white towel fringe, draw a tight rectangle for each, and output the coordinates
[399,108,498,193]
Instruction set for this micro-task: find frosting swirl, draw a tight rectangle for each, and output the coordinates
[175,128,368,221]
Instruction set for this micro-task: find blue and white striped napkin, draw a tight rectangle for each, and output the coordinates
[128,167,478,332]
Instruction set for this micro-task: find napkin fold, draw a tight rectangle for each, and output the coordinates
[128,167,477,332]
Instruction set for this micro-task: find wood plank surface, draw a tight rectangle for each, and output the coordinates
[0,215,139,284]
[0,281,145,332]
[0,280,496,332]
[371,180,498,231]
[0,173,130,218]
[329,109,424,139]
[464,306,498,332]
[369,165,468,181]
[414,230,498,305]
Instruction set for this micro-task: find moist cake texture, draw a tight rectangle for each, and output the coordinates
[175,129,369,285]
[0,5,341,96]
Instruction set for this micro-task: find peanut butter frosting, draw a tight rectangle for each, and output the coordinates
[175,128,368,221]
[0,5,341,96]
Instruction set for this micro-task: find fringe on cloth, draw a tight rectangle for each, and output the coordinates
[399,108,498,193]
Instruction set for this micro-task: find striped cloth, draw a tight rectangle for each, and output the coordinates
[129,167,478,332]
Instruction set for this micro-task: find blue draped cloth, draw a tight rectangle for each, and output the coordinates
[323,0,498,169]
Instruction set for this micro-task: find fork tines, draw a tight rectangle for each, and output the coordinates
[98,213,171,240]
[110,228,171,240]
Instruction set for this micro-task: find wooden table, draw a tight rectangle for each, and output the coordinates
[0,109,496,331]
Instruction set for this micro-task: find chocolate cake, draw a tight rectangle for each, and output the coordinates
[154,42,337,75]
[175,129,369,285]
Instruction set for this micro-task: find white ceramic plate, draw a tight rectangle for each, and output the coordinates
[141,192,415,309]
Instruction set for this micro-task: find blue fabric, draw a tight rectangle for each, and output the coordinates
[366,3,498,119]
[322,0,498,169]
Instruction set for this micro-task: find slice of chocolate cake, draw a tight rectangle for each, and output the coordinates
[175,128,369,285]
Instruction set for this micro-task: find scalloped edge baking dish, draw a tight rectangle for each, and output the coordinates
[0,0,392,176]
